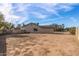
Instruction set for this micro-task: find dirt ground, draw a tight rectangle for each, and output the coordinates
[0,32,79,56]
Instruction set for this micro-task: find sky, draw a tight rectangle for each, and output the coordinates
[0,3,79,27]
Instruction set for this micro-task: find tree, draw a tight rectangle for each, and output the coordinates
[0,12,4,22]
[0,13,5,31]
[69,27,76,35]
[0,12,14,34]
[58,24,64,31]
[51,24,58,31]
[4,22,14,29]
[17,24,21,28]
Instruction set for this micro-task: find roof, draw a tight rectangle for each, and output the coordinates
[22,23,63,29]
[22,23,55,29]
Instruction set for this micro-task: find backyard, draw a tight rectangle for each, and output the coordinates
[0,32,78,56]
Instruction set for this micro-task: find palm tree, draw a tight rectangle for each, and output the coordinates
[0,12,14,34]
[4,22,14,29]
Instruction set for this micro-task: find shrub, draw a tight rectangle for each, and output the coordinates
[69,27,76,35]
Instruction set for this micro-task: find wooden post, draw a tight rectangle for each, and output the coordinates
[76,27,79,40]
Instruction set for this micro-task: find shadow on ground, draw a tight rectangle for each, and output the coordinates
[0,35,6,56]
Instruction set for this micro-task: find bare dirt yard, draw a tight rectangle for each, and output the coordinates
[0,32,79,56]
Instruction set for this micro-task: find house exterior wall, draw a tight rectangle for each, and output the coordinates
[21,24,54,33]
[21,24,40,32]
[38,28,54,33]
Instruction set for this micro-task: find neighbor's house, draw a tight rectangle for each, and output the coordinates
[20,23,54,33]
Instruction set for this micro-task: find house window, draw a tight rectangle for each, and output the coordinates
[33,28,38,32]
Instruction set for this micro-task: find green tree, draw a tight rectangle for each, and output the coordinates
[4,22,14,29]
[69,27,76,35]
[0,13,5,31]
[0,12,14,34]
[0,12,4,22]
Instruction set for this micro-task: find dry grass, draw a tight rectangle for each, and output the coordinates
[5,32,79,56]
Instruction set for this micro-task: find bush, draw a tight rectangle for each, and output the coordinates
[69,27,76,35]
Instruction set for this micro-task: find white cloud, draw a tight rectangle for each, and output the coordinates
[0,3,26,25]
[0,3,22,23]
[11,3,31,24]
[13,3,31,13]
[69,17,78,27]
[15,4,26,12]
[8,15,23,22]
[0,3,12,21]
[56,4,74,12]
[11,15,21,19]
[37,4,61,17]
[0,3,76,26]
[36,3,74,17]
[70,17,78,23]
[31,12,47,19]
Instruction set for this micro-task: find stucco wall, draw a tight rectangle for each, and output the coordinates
[76,28,79,40]
[21,25,54,33]
[38,28,54,33]
[21,25,40,32]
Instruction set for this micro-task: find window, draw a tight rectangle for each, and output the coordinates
[33,28,38,32]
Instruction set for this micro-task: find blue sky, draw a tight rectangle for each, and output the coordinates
[0,3,79,27]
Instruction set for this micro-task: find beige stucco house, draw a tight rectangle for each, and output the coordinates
[21,23,54,33]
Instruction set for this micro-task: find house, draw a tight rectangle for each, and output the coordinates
[21,23,54,33]
[12,27,22,34]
